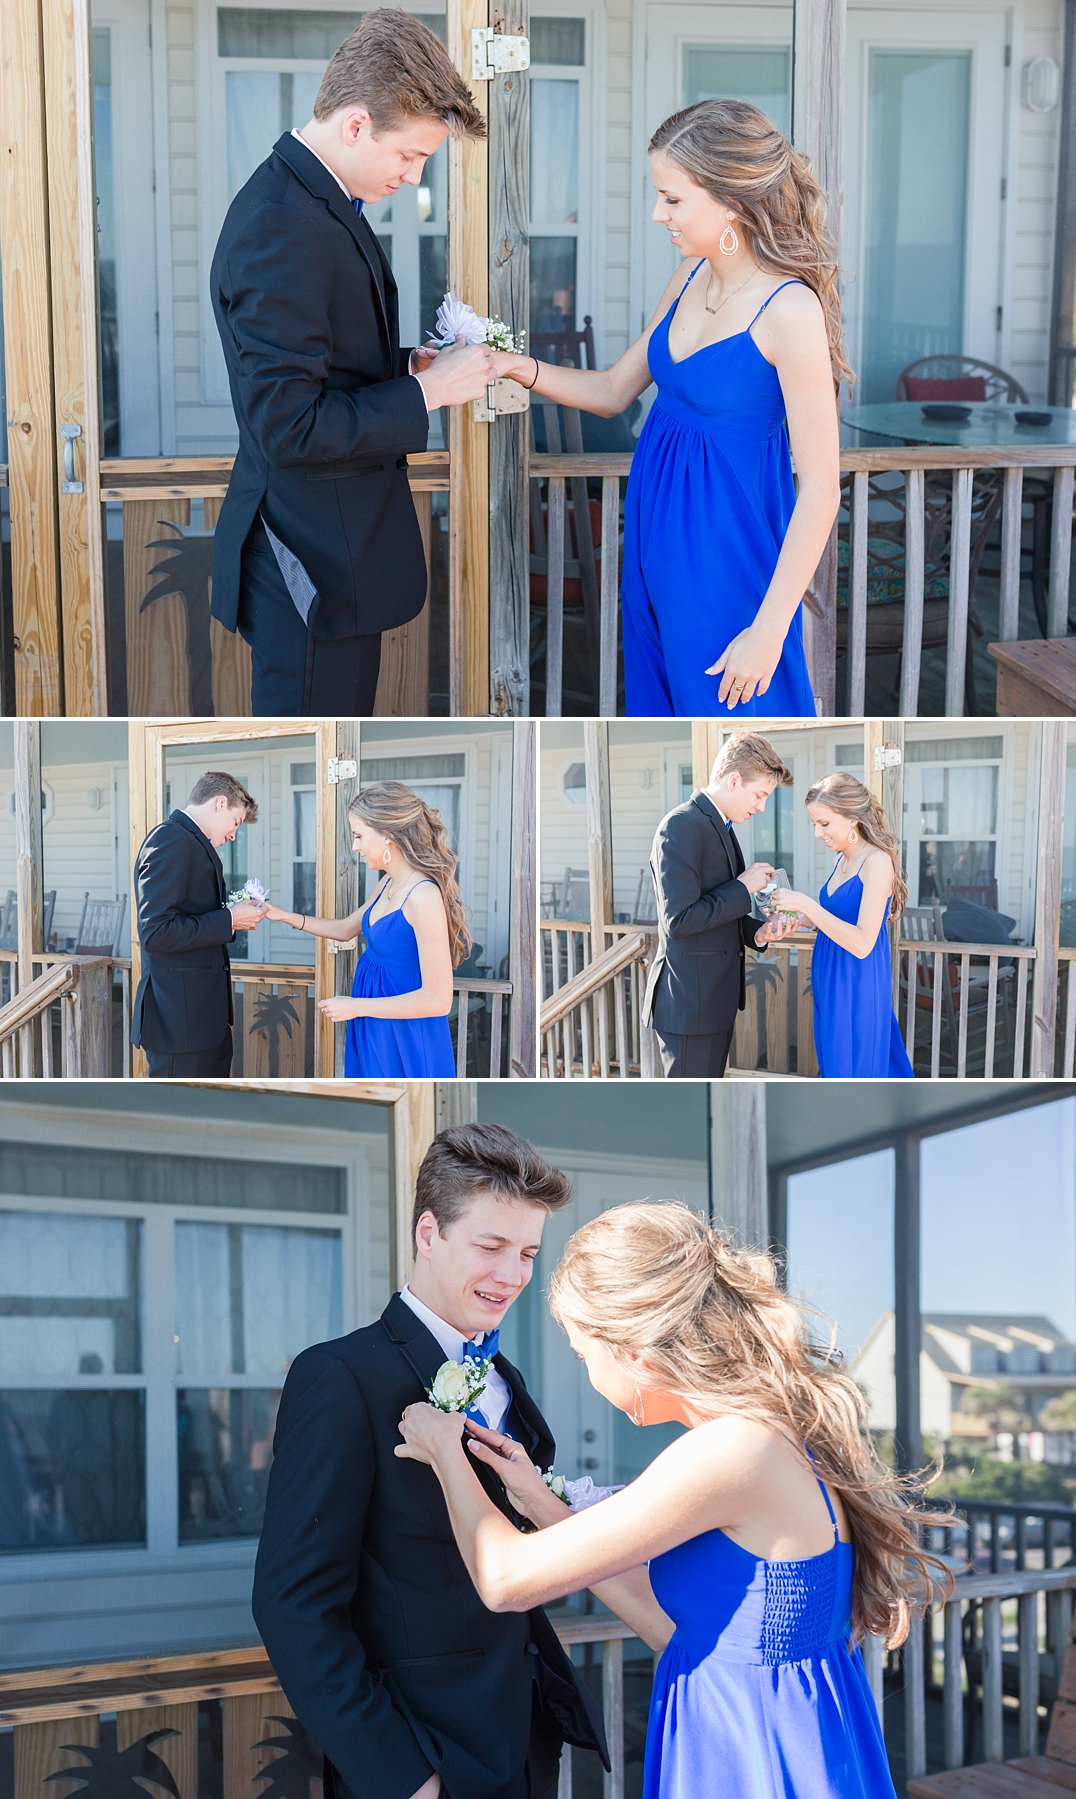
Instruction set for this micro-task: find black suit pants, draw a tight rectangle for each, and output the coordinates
[238,521,382,715]
[655,1024,735,1079]
[146,1029,233,1079]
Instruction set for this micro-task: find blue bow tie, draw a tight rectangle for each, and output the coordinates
[726,819,733,832]
[352,196,363,215]
[463,1330,499,1364]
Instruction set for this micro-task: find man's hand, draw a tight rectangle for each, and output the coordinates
[463,1420,568,1527]
[737,861,776,895]
[410,345,440,376]
[415,334,496,408]
[408,1778,440,1799]
[754,914,800,944]
[230,901,268,931]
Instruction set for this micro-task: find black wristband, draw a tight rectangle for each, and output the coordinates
[524,357,540,390]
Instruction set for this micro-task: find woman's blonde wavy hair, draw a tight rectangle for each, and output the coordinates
[648,98,853,395]
[349,781,472,966]
[805,772,908,922]
[549,1202,951,1648]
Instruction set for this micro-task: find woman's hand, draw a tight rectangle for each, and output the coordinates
[776,889,819,927]
[490,350,536,383]
[464,1420,571,1527]
[707,620,786,707]
[395,1402,467,1468]
[261,903,289,923]
[318,996,364,1023]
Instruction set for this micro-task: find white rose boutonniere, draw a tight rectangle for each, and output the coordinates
[427,1353,492,1414]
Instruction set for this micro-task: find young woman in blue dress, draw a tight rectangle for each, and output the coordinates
[777,773,914,1079]
[489,99,849,716]
[261,781,469,1077]
[398,1203,947,1799]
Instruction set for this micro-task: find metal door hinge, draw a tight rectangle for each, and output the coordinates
[61,422,84,494]
[874,745,903,771]
[471,27,529,79]
[474,378,531,422]
[326,756,357,784]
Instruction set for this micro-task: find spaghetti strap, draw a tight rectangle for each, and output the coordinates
[805,1446,839,1541]
[746,279,803,333]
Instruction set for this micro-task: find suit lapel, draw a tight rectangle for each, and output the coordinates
[274,133,394,350]
[171,810,226,899]
[692,792,739,880]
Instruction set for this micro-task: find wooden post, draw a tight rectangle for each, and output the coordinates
[488,4,530,716]
[390,1082,437,1290]
[1051,0,1076,403]
[584,720,613,948]
[435,1080,478,1127]
[14,722,44,1021]
[41,0,107,714]
[332,720,360,1076]
[0,0,64,715]
[1031,720,1066,1077]
[66,959,112,1075]
[691,721,724,792]
[709,1086,767,1243]
[447,0,490,715]
[508,721,536,1076]
[866,720,905,998]
[894,1130,922,1477]
[792,0,845,248]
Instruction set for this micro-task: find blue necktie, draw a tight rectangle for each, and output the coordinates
[463,1331,500,1426]
[352,197,363,215]
[726,818,733,832]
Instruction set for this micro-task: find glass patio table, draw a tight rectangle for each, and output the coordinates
[840,401,1076,448]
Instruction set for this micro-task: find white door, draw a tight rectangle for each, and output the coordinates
[844,6,1010,402]
[637,3,794,330]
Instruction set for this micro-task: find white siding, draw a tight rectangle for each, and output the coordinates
[1011,0,1064,401]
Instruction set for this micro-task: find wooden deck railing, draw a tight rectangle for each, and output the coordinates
[0,957,113,1077]
[539,922,655,1077]
[530,443,1076,717]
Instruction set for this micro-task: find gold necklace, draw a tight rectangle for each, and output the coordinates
[704,268,757,317]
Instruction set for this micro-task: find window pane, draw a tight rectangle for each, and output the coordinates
[862,51,971,402]
[360,754,465,781]
[290,762,316,786]
[178,1388,278,1540]
[217,8,360,58]
[0,1389,146,1551]
[0,1139,345,1211]
[93,28,119,456]
[918,839,996,903]
[682,44,790,134]
[530,17,584,64]
[175,1222,342,1378]
[918,766,998,838]
[419,235,448,342]
[907,736,1003,763]
[0,1212,142,1375]
[531,80,579,226]
[749,784,796,890]
[293,788,316,862]
[921,1101,1076,1463]
[531,237,577,335]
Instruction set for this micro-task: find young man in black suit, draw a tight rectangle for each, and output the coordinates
[253,1124,613,1799]
[210,11,494,715]
[131,771,267,1078]
[642,732,796,1078]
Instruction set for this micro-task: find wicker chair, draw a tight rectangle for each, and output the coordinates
[895,355,1030,403]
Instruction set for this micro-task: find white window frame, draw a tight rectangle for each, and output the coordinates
[0,1105,383,1577]
[903,726,1013,920]
[528,3,601,355]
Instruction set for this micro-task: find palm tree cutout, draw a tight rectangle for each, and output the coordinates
[746,954,783,1070]
[140,522,216,715]
[45,1730,182,1799]
[251,992,302,1077]
[251,1716,323,1799]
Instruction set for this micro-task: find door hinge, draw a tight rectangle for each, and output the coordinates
[473,377,531,422]
[874,745,903,771]
[471,27,529,79]
[326,757,357,784]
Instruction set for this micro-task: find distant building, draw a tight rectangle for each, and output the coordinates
[851,1313,1076,1452]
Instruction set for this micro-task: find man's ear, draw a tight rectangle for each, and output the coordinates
[725,769,741,792]
[413,1209,440,1260]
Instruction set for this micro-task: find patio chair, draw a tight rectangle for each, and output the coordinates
[553,867,590,920]
[1,888,57,951]
[946,879,999,912]
[73,892,127,957]
[895,356,1030,403]
[530,316,597,372]
[632,866,658,926]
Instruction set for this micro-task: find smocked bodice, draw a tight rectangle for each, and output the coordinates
[649,1527,853,1668]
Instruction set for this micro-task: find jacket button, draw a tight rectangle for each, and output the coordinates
[526,1642,539,1656]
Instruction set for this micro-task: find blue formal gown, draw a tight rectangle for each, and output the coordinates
[811,867,914,1079]
[621,266,816,717]
[645,1471,895,1799]
[344,881,455,1078]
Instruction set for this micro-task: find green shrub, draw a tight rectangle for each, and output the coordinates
[939,1458,1072,1505]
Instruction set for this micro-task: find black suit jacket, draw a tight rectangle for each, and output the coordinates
[209,133,430,640]
[131,810,235,1054]
[642,791,762,1036]
[252,1295,607,1799]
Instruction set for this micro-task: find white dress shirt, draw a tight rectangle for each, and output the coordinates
[400,1283,513,1431]
[290,129,431,412]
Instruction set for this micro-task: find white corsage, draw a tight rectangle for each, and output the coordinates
[228,877,268,906]
[428,292,526,355]
[427,1354,493,1414]
[542,1470,625,1512]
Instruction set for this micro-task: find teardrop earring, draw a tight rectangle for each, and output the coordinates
[849,827,859,845]
[632,1384,646,1427]
[719,220,739,256]
[382,845,392,865]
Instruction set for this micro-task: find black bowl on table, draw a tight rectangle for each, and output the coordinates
[920,403,973,421]
[1014,409,1052,426]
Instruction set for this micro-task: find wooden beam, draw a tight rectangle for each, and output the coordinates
[389,1082,437,1289]
[41,0,107,714]
[1031,721,1067,1077]
[435,1081,478,1127]
[1052,0,1076,403]
[0,0,63,714]
[893,1131,922,1476]
[447,0,490,715]
[793,0,845,254]
[583,720,613,943]
[709,1086,767,1244]
[508,721,536,1075]
[14,723,44,1034]
[332,720,360,1076]
[488,2,529,716]
[866,720,905,1003]
[691,722,723,791]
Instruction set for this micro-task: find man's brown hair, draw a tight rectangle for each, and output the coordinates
[711,731,793,789]
[314,9,486,139]
[412,1123,573,1242]
[187,771,258,820]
